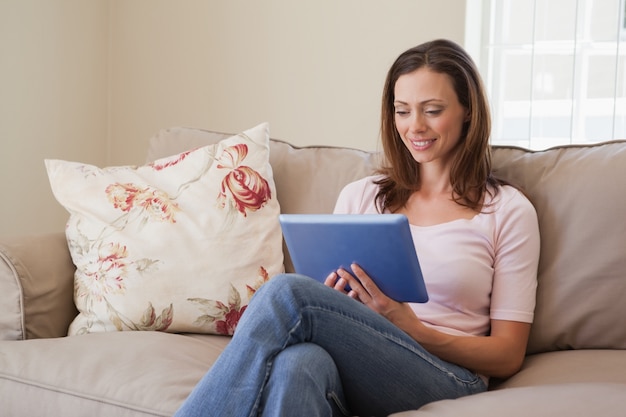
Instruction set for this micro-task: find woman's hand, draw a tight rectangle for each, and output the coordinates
[324,263,419,325]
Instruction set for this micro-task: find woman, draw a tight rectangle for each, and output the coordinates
[174,39,540,417]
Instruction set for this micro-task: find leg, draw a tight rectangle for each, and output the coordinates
[174,275,486,417]
[259,343,349,417]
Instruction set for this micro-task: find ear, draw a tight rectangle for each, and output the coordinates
[464,109,471,122]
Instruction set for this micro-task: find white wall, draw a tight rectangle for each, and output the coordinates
[0,0,109,236]
[109,0,467,164]
[0,0,467,236]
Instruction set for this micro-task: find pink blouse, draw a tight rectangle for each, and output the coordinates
[333,175,540,338]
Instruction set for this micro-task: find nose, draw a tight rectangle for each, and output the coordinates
[409,113,427,133]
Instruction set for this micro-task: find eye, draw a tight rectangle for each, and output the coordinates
[394,109,409,117]
[425,109,443,116]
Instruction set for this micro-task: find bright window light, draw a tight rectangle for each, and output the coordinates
[468,0,626,149]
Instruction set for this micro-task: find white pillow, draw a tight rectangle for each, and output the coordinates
[45,123,284,336]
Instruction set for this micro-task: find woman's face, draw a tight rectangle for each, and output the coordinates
[393,68,469,168]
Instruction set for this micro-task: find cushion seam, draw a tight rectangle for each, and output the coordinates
[0,245,26,340]
[0,373,169,416]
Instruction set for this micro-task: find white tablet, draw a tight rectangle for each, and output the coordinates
[279,214,428,303]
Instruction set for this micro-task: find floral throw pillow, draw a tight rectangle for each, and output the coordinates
[46,123,284,336]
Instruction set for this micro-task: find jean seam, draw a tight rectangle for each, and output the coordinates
[251,316,304,417]
[326,391,351,416]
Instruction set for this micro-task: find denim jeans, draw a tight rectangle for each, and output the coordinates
[174,274,486,417]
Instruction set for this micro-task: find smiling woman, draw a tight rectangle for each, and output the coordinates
[392,70,469,166]
[376,40,495,216]
[390,69,478,226]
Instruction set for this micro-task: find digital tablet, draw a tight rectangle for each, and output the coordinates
[279,214,428,303]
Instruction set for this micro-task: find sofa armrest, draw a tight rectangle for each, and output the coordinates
[0,232,77,340]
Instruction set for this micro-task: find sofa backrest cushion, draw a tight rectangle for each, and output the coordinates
[491,142,626,354]
[0,233,77,340]
[148,127,626,354]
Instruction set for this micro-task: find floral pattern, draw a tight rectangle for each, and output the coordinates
[77,242,129,302]
[216,143,272,216]
[188,267,270,335]
[71,238,171,334]
[149,149,193,171]
[106,183,180,224]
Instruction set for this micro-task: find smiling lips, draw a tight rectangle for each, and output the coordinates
[410,138,436,149]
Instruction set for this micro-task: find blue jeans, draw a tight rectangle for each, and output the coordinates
[174,274,486,417]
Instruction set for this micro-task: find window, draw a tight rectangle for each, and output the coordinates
[469,0,626,149]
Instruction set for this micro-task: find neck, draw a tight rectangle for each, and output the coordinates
[417,162,453,197]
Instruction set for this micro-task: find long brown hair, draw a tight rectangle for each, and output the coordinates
[375,39,501,213]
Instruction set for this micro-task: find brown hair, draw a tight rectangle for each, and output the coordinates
[375,39,501,213]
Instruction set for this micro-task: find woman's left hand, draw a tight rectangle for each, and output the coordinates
[325,263,417,322]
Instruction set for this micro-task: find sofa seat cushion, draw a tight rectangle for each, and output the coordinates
[0,332,227,417]
[391,382,626,417]
[492,349,626,389]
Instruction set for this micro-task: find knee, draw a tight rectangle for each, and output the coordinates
[255,273,321,299]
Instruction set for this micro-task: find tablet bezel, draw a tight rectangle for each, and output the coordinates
[279,214,428,303]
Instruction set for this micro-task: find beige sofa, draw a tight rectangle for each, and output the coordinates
[2,126,626,416]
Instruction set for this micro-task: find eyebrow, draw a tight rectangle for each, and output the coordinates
[393,99,444,106]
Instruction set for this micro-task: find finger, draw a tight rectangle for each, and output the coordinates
[336,268,362,290]
[347,289,362,303]
[350,263,383,297]
[325,270,352,294]
[323,271,338,287]
[337,268,370,302]
[350,263,402,315]
[334,277,349,292]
